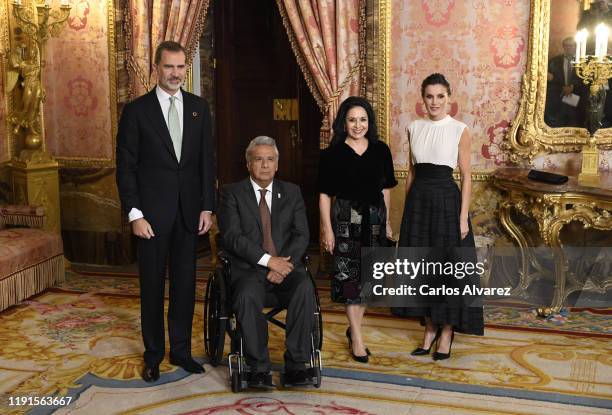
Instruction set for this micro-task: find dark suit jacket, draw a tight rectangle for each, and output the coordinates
[217,178,309,280]
[546,54,586,126]
[116,88,215,235]
[548,55,581,102]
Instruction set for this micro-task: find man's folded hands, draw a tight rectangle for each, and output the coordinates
[267,256,293,277]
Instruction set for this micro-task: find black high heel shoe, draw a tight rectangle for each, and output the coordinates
[346,327,371,363]
[432,331,454,361]
[411,328,441,356]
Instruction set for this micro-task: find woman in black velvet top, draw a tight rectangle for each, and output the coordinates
[317,96,397,363]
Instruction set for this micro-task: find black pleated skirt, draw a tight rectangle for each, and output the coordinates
[393,163,484,335]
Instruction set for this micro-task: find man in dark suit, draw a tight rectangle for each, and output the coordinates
[116,41,215,382]
[546,37,585,127]
[218,136,315,389]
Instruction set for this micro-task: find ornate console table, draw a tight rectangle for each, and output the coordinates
[491,168,612,309]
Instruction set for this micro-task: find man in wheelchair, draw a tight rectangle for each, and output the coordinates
[217,136,318,389]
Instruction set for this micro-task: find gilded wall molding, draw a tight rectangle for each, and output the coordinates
[394,170,492,182]
[1,0,15,162]
[55,0,117,168]
[376,0,390,146]
[506,0,612,163]
[185,65,193,93]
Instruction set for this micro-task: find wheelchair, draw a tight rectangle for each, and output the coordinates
[204,252,323,392]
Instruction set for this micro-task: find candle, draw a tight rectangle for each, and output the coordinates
[575,29,588,60]
[602,25,609,57]
[595,23,609,58]
[44,0,50,6]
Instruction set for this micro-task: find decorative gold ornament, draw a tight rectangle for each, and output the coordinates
[5,0,72,235]
[579,137,601,185]
[572,54,610,184]
[492,168,612,310]
[6,42,43,147]
[7,0,71,154]
[11,148,61,233]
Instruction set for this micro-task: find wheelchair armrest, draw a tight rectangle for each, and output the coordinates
[217,250,230,267]
[217,251,310,274]
[302,254,311,274]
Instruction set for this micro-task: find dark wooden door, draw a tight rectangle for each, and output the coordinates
[215,0,322,243]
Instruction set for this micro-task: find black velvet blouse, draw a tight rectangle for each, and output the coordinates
[316,140,397,204]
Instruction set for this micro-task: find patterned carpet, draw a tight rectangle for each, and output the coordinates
[62,270,612,337]
[0,269,610,414]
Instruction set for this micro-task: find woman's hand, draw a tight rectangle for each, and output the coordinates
[323,226,335,253]
[460,218,469,240]
[386,221,393,239]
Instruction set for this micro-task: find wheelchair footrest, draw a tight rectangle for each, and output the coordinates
[279,367,322,388]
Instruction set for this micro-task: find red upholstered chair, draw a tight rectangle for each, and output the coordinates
[0,205,64,311]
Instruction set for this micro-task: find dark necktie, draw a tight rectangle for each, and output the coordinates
[259,188,277,256]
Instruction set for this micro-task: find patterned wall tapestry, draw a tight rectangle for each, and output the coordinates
[388,0,530,171]
[43,0,114,163]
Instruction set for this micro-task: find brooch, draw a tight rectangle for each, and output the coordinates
[192,112,198,117]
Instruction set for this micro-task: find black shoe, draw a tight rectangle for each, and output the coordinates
[284,369,310,386]
[169,355,205,373]
[432,332,455,361]
[141,364,160,382]
[346,327,371,363]
[411,328,441,356]
[247,371,275,390]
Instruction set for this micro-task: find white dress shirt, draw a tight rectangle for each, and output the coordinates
[563,56,571,86]
[156,85,184,133]
[250,178,274,267]
[128,87,211,223]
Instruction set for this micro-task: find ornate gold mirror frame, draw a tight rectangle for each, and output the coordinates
[507,0,612,162]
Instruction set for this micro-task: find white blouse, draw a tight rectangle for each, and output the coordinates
[407,115,467,169]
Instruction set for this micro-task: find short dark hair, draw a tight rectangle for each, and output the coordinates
[154,41,186,64]
[421,73,451,97]
[330,96,379,147]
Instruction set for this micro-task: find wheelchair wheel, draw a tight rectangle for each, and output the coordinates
[312,288,323,351]
[204,269,227,366]
[231,371,242,392]
[313,366,322,388]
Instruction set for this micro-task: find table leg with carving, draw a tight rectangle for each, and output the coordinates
[498,200,531,295]
[499,197,549,297]
[542,216,567,311]
[547,202,612,309]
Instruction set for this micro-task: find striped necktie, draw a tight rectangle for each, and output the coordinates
[168,96,182,162]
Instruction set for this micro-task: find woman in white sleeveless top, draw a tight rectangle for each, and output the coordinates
[394,73,484,361]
